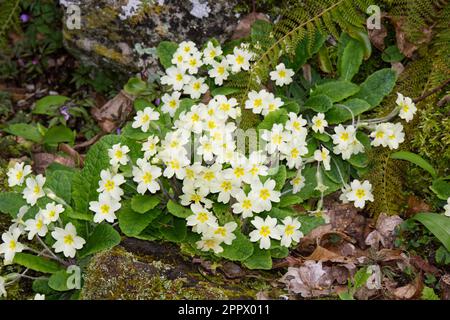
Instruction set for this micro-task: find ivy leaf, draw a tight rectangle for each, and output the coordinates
[310,80,360,103]
[131,195,161,214]
[118,201,160,237]
[353,69,397,108]
[218,231,254,262]
[304,94,333,113]
[78,224,121,258]
[257,108,288,130]
[167,200,192,218]
[243,245,272,270]
[33,95,70,116]
[156,41,178,69]
[13,253,63,274]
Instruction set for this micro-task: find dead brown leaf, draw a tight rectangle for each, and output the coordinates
[405,195,432,218]
[231,12,270,40]
[368,22,388,51]
[439,274,450,300]
[91,90,134,133]
[365,213,403,249]
[32,152,75,174]
[392,275,423,300]
[410,255,441,276]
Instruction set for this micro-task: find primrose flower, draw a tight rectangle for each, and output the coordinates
[183,77,209,99]
[161,91,181,117]
[232,190,261,218]
[249,216,281,250]
[24,213,48,240]
[280,137,308,169]
[249,178,281,212]
[277,217,303,247]
[186,204,217,234]
[132,158,162,194]
[22,175,46,206]
[205,222,237,245]
[97,169,125,200]
[89,193,121,223]
[261,124,291,155]
[108,143,130,167]
[161,66,192,91]
[185,51,203,74]
[40,202,64,225]
[132,107,160,133]
[270,63,295,86]
[178,41,199,56]
[208,60,230,85]
[196,236,223,254]
[385,122,405,150]
[142,135,160,159]
[7,162,32,187]
[0,227,25,264]
[245,90,268,115]
[285,112,307,135]
[202,41,222,65]
[396,93,417,122]
[291,170,305,194]
[311,113,328,133]
[227,47,252,73]
[180,184,213,209]
[346,179,374,209]
[51,223,85,258]
[314,147,331,171]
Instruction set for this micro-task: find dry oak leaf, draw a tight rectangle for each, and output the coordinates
[392,275,423,300]
[365,213,403,249]
[232,12,270,40]
[91,90,134,133]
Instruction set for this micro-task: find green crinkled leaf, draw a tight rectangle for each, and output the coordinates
[45,169,75,204]
[413,213,450,251]
[338,36,364,81]
[304,94,333,112]
[310,80,360,103]
[48,270,71,292]
[124,77,147,96]
[270,246,289,259]
[211,87,241,97]
[431,178,450,200]
[353,69,397,108]
[174,98,196,121]
[167,200,192,218]
[43,126,75,145]
[118,201,160,237]
[156,41,178,69]
[297,214,325,235]
[131,195,161,214]
[72,135,120,214]
[257,108,288,130]
[293,31,327,70]
[218,231,254,262]
[78,224,121,258]
[382,45,404,63]
[243,246,272,270]
[4,123,42,142]
[278,195,303,207]
[0,192,27,218]
[13,253,63,274]
[347,152,369,168]
[33,95,70,116]
[326,98,371,124]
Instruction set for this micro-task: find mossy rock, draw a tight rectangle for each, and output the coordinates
[61,0,242,73]
[81,240,278,300]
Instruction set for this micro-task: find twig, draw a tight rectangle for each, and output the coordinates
[413,78,450,104]
[73,132,106,150]
[59,143,84,167]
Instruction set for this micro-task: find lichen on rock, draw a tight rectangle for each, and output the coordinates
[62,0,241,73]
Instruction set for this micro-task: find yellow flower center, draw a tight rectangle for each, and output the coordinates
[186,169,194,179]
[191,113,200,122]
[104,180,115,191]
[376,131,385,139]
[49,210,56,218]
[64,234,74,245]
[143,172,153,184]
[254,98,262,107]
[285,225,295,236]
[249,166,259,176]
[217,66,225,75]
[207,120,216,130]
[355,189,366,199]
[242,199,252,210]
[197,212,209,223]
[220,103,230,111]
[191,194,202,203]
[169,160,180,170]
[315,119,322,127]
[169,100,177,108]
[340,132,349,141]
[203,172,215,181]
[236,55,244,65]
[259,226,271,237]
[272,134,282,145]
[33,185,41,194]
[214,227,227,237]
[9,240,16,250]
[204,239,216,248]
[141,114,150,123]
[291,148,299,159]
[209,50,216,58]
[293,177,302,185]
[189,58,197,66]
[115,150,123,159]
[293,121,301,130]
[176,73,183,81]
[221,181,232,192]
[16,171,23,181]
[234,167,245,178]
[193,82,201,91]
[278,70,286,78]
[100,204,110,214]
[259,188,270,200]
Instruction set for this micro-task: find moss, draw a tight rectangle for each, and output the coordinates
[84,7,119,30]
[92,44,130,64]
[81,246,278,300]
